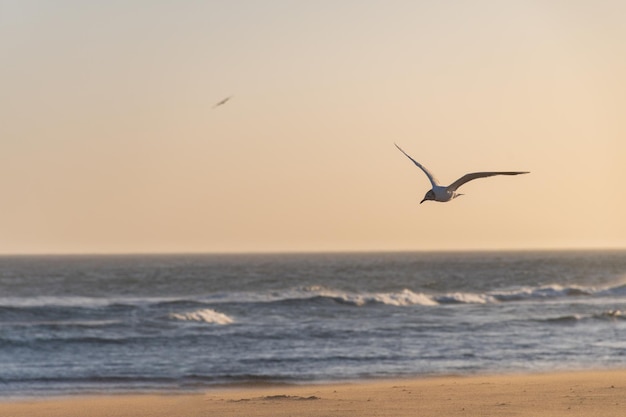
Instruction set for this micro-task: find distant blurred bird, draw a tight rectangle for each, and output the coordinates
[213,96,232,108]
[395,143,529,204]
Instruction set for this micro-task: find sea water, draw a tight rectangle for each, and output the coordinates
[1,251,625,396]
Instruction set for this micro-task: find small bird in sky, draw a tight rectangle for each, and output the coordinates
[213,96,232,108]
[395,143,529,204]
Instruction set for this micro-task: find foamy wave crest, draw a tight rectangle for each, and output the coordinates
[434,292,496,304]
[170,309,234,325]
[317,283,619,307]
[329,289,438,307]
[239,281,626,309]
[492,284,594,301]
[299,289,495,307]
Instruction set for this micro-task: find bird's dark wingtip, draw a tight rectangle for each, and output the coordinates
[394,143,406,153]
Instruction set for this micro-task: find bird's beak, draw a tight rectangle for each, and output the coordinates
[420,198,426,204]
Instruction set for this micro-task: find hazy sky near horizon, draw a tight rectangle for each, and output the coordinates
[2,1,625,254]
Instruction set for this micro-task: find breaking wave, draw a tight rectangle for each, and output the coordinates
[259,283,626,307]
[2,284,624,313]
[321,289,438,307]
[169,309,234,325]
[491,284,595,301]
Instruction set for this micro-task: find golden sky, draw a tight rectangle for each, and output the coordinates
[1,1,625,254]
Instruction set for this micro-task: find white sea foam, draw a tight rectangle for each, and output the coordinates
[163,282,626,312]
[310,283,613,308]
[369,289,438,306]
[435,292,496,304]
[170,308,234,325]
[317,289,437,307]
[492,284,594,301]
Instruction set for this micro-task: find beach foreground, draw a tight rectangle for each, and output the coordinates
[2,370,625,417]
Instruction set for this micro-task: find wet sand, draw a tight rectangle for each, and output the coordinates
[2,369,625,417]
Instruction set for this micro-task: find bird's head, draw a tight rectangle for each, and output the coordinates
[420,190,435,204]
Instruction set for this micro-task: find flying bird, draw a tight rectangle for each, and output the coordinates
[213,96,232,108]
[395,143,529,204]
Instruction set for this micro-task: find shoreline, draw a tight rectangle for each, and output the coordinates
[2,369,625,417]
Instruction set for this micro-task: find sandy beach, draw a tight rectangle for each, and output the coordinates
[2,369,625,417]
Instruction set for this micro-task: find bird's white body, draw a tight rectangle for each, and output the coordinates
[431,185,457,202]
[395,143,529,204]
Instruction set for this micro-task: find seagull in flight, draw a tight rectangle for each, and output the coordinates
[213,96,232,108]
[395,143,529,204]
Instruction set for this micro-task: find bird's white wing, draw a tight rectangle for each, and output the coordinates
[394,144,439,187]
[448,171,529,192]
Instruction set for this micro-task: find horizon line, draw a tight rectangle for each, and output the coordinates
[1,246,625,257]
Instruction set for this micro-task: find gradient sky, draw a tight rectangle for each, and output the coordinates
[2,1,625,254]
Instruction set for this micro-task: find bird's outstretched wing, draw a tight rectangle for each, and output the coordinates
[394,143,439,187]
[448,171,529,192]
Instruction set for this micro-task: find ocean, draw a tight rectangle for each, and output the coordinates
[1,250,625,397]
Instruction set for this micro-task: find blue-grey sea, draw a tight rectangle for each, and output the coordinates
[1,250,625,397]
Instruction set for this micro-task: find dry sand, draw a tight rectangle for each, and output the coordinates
[2,370,625,417]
